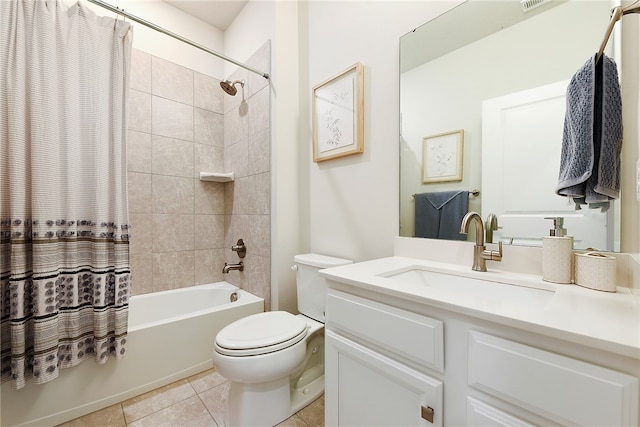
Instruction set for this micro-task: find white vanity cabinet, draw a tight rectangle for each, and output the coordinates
[325,290,445,426]
[325,284,640,427]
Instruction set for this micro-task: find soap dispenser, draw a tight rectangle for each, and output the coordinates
[542,217,573,284]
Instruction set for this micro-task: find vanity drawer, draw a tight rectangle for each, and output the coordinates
[326,289,444,372]
[468,331,639,426]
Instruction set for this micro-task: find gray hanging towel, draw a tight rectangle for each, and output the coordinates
[556,54,623,211]
[415,191,469,240]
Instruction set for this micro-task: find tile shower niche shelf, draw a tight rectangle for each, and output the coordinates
[199,172,235,182]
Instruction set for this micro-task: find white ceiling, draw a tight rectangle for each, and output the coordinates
[162,0,248,31]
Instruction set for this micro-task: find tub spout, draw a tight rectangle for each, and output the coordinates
[222,262,244,274]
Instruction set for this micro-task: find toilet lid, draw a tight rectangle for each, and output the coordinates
[215,311,308,356]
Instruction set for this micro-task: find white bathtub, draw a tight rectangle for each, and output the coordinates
[1,282,264,427]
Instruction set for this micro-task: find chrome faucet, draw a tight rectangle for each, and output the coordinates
[222,262,244,274]
[460,212,503,272]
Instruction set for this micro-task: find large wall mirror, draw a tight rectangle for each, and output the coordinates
[400,0,623,251]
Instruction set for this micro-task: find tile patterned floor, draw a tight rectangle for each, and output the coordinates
[56,368,324,427]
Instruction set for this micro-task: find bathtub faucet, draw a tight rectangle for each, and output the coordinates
[222,262,244,274]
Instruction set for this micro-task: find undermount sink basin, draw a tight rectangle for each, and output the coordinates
[379,266,555,310]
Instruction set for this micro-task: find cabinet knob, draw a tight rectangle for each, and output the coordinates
[421,405,434,423]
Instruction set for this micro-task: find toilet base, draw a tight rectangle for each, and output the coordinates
[226,374,324,427]
[291,371,324,414]
[227,376,290,427]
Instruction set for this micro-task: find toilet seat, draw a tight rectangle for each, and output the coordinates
[215,311,308,357]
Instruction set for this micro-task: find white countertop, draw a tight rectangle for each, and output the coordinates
[320,256,640,360]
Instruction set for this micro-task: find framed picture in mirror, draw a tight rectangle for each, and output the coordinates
[422,129,464,183]
[312,62,364,162]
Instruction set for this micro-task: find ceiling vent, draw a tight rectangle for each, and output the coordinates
[520,0,551,13]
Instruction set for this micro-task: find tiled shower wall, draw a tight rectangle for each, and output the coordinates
[127,41,272,309]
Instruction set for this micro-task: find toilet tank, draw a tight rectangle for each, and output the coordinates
[294,253,352,322]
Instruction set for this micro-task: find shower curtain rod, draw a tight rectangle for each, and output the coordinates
[86,0,270,80]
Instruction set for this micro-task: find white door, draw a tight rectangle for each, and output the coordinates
[482,80,613,250]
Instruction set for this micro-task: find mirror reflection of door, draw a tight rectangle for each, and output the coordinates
[482,81,615,251]
[398,0,622,250]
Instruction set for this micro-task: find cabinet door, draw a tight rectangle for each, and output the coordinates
[466,397,536,427]
[326,330,443,426]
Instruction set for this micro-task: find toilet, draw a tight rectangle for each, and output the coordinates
[212,253,352,427]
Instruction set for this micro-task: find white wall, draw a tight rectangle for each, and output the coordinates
[271,0,305,311]
[301,1,456,263]
[223,0,274,78]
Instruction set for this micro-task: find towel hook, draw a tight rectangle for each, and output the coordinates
[596,6,623,62]
[596,2,640,62]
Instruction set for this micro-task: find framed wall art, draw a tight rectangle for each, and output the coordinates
[312,62,364,162]
[422,129,464,183]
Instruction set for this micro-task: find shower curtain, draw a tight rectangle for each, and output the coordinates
[0,0,132,389]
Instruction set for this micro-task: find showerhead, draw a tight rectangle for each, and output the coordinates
[220,79,244,96]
